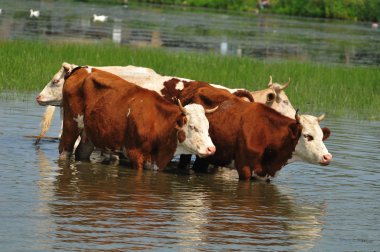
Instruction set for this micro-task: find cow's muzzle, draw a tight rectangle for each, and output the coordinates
[319,153,332,165]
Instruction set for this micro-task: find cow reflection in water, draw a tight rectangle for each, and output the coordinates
[39,160,326,251]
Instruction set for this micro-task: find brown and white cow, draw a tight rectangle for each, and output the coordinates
[161,79,303,180]
[59,67,216,169]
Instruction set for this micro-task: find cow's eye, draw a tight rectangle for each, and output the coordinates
[304,134,313,141]
[52,79,59,85]
[283,100,289,105]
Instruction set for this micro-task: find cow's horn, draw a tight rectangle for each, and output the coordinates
[280,77,291,90]
[205,106,219,113]
[267,76,273,87]
[295,108,301,122]
[317,113,325,122]
[177,99,186,114]
[62,62,72,71]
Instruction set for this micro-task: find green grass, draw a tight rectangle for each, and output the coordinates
[0,40,379,120]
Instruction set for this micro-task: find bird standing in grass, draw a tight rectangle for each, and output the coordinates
[93,14,108,22]
[30,9,40,18]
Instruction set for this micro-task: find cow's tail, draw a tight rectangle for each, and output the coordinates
[35,105,56,145]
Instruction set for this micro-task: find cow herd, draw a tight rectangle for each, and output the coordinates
[36,62,332,181]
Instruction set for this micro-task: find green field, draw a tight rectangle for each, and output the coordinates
[0,40,379,120]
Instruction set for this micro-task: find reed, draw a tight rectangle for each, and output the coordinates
[0,40,378,119]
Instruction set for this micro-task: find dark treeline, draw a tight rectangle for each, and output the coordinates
[77,0,380,22]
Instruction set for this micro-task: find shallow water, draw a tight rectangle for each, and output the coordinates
[0,96,379,251]
[1,0,380,66]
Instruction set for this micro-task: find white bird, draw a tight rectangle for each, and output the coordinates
[93,14,108,22]
[30,9,40,18]
[0,9,2,15]
[372,22,378,29]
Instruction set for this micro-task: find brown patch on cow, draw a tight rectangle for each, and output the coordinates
[177,130,186,143]
[161,78,187,102]
[322,127,331,141]
[232,90,254,102]
[179,82,235,108]
[289,122,303,140]
[176,115,187,127]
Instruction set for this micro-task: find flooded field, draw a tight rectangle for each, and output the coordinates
[0,0,380,66]
[0,95,379,251]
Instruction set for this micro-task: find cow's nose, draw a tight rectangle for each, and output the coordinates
[320,153,332,165]
[207,146,216,155]
[36,95,41,102]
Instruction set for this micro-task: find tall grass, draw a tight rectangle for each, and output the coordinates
[0,40,379,119]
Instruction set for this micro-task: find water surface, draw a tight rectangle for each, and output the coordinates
[0,96,379,251]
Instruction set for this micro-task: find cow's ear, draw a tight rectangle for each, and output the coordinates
[322,127,331,141]
[175,116,186,143]
[289,123,302,140]
[266,92,276,103]
[176,115,187,127]
[177,130,186,143]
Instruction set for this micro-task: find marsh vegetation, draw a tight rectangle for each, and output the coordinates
[1,41,379,119]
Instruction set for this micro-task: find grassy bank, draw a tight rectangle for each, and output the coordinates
[0,40,379,119]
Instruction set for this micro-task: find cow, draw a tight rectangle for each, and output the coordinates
[59,67,216,170]
[161,79,303,180]
[159,78,332,180]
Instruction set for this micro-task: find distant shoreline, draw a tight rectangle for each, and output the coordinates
[78,0,380,23]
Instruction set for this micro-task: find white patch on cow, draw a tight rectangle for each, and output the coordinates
[288,115,331,165]
[176,81,185,90]
[126,108,131,117]
[73,115,84,129]
[85,66,92,73]
[175,104,215,157]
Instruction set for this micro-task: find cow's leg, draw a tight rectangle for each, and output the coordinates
[192,157,210,173]
[235,150,262,180]
[127,149,144,170]
[59,114,81,160]
[236,165,253,180]
[177,154,192,170]
[74,132,94,161]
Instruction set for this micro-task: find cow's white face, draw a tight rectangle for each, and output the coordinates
[175,104,216,157]
[251,77,296,119]
[36,62,77,106]
[289,115,332,165]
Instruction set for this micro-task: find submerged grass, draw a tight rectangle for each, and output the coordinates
[0,40,379,119]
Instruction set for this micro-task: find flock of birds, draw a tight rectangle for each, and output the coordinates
[0,8,109,22]
[0,6,378,27]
